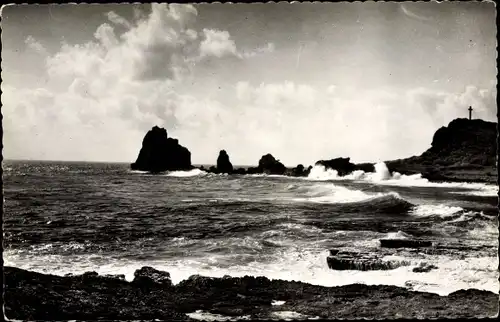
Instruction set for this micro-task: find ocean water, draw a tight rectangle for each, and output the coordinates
[3,160,499,296]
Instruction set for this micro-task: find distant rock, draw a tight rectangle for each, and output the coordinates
[131,126,192,173]
[315,157,356,176]
[233,168,248,175]
[257,154,286,175]
[285,164,311,177]
[216,150,233,174]
[353,162,375,173]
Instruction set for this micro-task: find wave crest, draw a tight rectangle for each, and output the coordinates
[306,162,497,196]
[166,169,207,177]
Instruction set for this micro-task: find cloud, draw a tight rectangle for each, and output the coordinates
[4,4,495,166]
[5,3,274,162]
[25,35,47,54]
[107,11,132,28]
[199,29,275,59]
[401,4,431,21]
[200,29,238,58]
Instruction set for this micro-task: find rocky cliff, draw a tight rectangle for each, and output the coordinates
[385,118,497,183]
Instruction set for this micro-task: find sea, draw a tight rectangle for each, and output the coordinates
[3,160,499,296]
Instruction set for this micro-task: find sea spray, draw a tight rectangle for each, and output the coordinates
[166,169,207,177]
[305,162,497,196]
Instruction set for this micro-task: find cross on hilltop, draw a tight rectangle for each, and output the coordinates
[468,106,473,120]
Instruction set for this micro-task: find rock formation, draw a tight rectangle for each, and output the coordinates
[285,164,312,177]
[326,249,410,271]
[413,263,439,273]
[257,154,286,175]
[4,266,498,320]
[384,118,497,183]
[131,126,192,173]
[315,157,356,176]
[216,150,233,174]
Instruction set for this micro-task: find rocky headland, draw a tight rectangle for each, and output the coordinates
[384,118,497,183]
[4,266,498,320]
[131,119,497,183]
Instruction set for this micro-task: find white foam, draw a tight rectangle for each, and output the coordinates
[382,231,413,240]
[5,247,499,296]
[410,205,463,218]
[166,169,207,177]
[306,162,497,196]
[307,165,340,181]
[291,183,387,204]
[129,170,149,174]
[186,310,250,321]
[271,300,286,306]
[271,311,319,320]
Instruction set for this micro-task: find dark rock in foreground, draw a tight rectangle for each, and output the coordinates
[4,266,497,320]
[413,263,439,273]
[216,150,234,174]
[380,239,432,249]
[133,266,172,287]
[327,250,410,271]
[131,126,192,172]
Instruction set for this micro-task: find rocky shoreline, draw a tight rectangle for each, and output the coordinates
[4,266,498,320]
[130,118,497,184]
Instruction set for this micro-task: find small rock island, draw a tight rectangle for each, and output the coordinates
[131,126,192,172]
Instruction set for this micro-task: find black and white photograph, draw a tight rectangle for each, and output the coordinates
[2,1,498,320]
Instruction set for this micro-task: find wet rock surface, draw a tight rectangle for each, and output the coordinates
[133,266,173,287]
[413,263,439,273]
[327,250,410,271]
[5,266,497,320]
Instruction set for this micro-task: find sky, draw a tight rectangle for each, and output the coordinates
[1,2,497,166]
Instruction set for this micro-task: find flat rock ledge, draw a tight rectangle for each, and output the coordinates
[4,266,498,320]
[327,250,410,271]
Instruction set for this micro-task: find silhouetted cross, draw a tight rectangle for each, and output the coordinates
[468,106,473,120]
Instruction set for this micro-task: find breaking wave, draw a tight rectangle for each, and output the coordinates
[410,205,464,218]
[166,169,207,177]
[290,183,404,205]
[306,163,497,196]
[382,231,414,240]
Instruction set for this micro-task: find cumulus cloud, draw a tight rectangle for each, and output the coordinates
[25,35,47,54]
[200,29,238,58]
[221,80,497,165]
[4,4,275,162]
[106,11,132,28]
[401,4,431,22]
[199,29,275,59]
[3,4,495,165]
